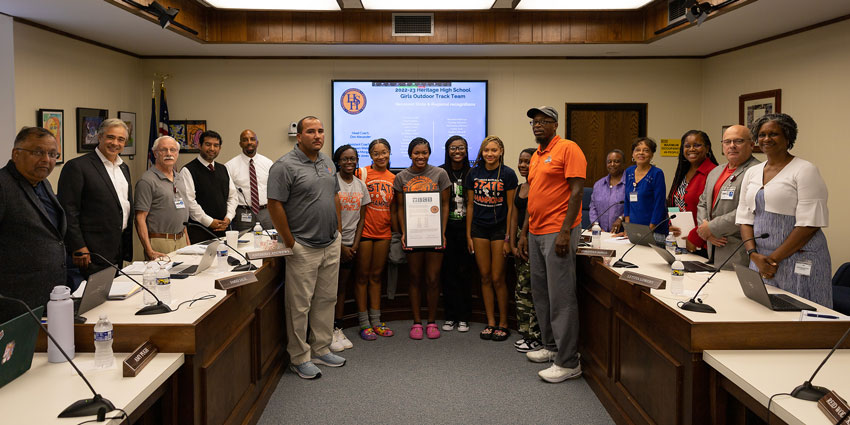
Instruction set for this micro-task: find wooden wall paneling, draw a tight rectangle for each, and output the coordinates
[435,12,452,43]
[361,12,382,43]
[456,15,475,44]
[315,13,337,43]
[291,13,307,42]
[303,13,317,43]
[588,13,606,42]
[493,11,511,43]
[569,13,586,42]
[246,12,268,42]
[473,13,496,44]
[578,283,613,377]
[541,12,561,42]
[608,11,625,42]
[644,0,668,40]
[530,13,544,42]
[201,315,255,425]
[343,11,361,43]
[517,13,533,43]
[219,11,247,42]
[256,283,285,377]
[266,12,283,42]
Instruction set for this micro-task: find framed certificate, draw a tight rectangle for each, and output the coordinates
[403,191,442,248]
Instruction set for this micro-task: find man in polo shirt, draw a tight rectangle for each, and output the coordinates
[268,116,344,379]
[135,136,190,260]
[517,106,587,383]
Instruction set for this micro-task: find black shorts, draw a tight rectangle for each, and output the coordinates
[470,221,507,242]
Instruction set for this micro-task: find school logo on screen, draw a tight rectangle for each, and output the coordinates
[341,88,367,115]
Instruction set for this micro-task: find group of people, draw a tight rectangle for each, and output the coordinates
[0,104,831,385]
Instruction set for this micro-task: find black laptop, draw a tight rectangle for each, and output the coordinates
[733,264,816,311]
[0,306,44,389]
[649,244,717,273]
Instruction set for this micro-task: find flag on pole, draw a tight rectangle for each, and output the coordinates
[158,82,170,138]
[147,80,156,168]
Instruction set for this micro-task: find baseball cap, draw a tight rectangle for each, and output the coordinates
[526,106,558,121]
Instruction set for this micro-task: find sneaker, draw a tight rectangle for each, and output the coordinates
[373,322,394,337]
[425,323,441,339]
[338,329,353,349]
[538,363,582,383]
[457,321,470,332]
[359,327,378,341]
[330,328,345,352]
[312,352,346,368]
[514,338,526,348]
[442,321,455,331]
[516,339,542,353]
[409,324,424,340]
[290,361,321,379]
[526,348,556,363]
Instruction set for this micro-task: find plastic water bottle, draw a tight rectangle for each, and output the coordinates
[253,222,263,249]
[156,264,172,306]
[93,315,114,369]
[47,286,75,363]
[665,232,678,256]
[671,260,685,296]
[142,262,157,306]
[217,245,230,272]
[591,222,602,248]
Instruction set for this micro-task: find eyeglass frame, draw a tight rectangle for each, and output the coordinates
[720,138,749,146]
[14,147,61,160]
[529,120,556,127]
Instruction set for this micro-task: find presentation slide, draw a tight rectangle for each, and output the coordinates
[332,81,488,169]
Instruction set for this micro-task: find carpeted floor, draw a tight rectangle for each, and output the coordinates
[257,320,614,425]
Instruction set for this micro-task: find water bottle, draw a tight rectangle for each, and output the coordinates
[670,260,685,296]
[665,232,678,256]
[93,315,114,369]
[253,222,263,249]
[156,264,172,306]
[216,245,229,272]
[142,262,157,306]
[591,222,602,248]
[47,286,75,363]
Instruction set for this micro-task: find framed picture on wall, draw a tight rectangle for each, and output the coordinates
[168,120,188,150]
[36,108,64,164]
[118,111,136,156]
[76,107,108,153]
[739,89,781,153]
[185,120,206,151]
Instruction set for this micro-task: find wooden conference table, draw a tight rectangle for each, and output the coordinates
[578,233,849,425]
[36,243,285,425]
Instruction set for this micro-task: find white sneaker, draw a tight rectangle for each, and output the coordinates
[457,321,470,332]
[330,328,345,352]
[538,363,582,383]
[526,348,556,363]
[338,328,353,349]
[442,321,455,331]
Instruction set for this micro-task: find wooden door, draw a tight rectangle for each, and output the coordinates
[566,103,647,187]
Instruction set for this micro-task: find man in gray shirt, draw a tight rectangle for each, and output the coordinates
[135,136,190,260]
[268,116,344,379]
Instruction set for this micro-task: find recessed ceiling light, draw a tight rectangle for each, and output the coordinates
[203,0,342,10]
[361,0,497,10]
[513,0,653,10]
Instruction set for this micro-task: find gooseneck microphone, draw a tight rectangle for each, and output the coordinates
[612,214,676,269]
[790,325,850,401]
[677,233,769,314]
[74,252,172,315]
[184,221,258,271]
[0,293,117,418]
[579,201,625,247]
[237,187,275,238]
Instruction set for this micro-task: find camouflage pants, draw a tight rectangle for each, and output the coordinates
[514,258,540,340]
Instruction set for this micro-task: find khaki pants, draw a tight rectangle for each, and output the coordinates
[285,234,341,365]
[149,234,188,259]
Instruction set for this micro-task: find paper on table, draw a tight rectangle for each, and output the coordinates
[108,280,141,299]
[121,261,148,275]
[175,245,208,255]
[671,211,694,246]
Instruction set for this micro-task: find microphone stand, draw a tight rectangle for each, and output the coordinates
[579,200,624,246]
[237,187,276,239]
[74,252,172,315]
[678,233,769,314]
[184,221,258,271]
[0,294,116,418]
[790,325,850,401]
[613,215,676,269]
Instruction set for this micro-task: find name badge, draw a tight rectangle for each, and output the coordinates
[794,260,813,276]
[174,198,185,209]
[241,212,253,222]
[629,191,638,202]
[720,188,735,200]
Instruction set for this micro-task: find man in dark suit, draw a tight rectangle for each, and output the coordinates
[179,130,237,243]
[0,127,67,310]
[58,118,132,278]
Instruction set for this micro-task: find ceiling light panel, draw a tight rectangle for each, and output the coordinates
[361,0,497,10]
[514,0,653,10]
[204,0,341,10]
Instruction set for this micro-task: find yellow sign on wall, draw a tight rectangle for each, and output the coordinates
[660,139,680,157]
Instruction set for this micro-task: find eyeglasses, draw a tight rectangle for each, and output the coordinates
[338,157,357,163]
[530,120,556,127]
[757,132,782,140]
[721,138,748,146]
[682,143,704,150]
[15,148,60,160]
[448,146,466,152]
[156,147,179,153]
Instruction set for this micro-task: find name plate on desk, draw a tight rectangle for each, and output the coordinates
[576,248,616,257]
[818,391,850,425]
[580,235,592,244]
[123,340,158,377]
[620,271,666,290]
[246,246,293,260]
[215,272,258,291]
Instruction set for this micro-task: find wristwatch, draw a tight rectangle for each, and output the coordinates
[746,248,757,257]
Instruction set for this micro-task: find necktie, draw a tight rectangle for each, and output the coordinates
[208,163,214,172]
[249,159,260,215]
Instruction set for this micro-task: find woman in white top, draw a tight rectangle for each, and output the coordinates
[735,113,831,307]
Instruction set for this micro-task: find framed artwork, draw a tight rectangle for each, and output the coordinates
[168,120,206,152]
[118,111,136,156]
[36,109,64,164]
[76,108,108,153]
[168,120,187,150]
[739,89,781,153]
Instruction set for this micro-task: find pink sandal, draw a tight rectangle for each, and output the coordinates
[409,324,424,340]
[425,323,441,339]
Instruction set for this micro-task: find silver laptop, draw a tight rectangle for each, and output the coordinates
[649,244,717,273]
[622,222,659,246]
[74,267,116,318]
[171,241,220,277]
[733,264,816,311]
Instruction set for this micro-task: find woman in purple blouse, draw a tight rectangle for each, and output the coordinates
[589,149,626,232]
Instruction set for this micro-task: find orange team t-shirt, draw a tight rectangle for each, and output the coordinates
[527,135,588,235]
[356,166,396,239]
